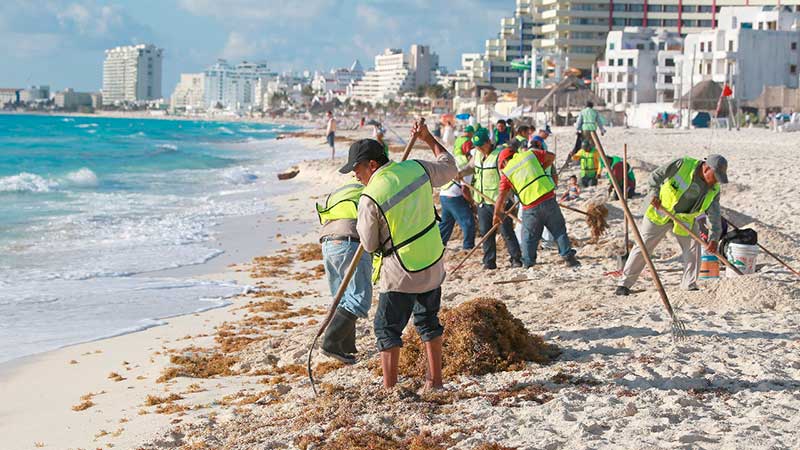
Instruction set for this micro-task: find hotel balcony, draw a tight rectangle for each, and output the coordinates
[655,82,675,91]
[599,65,635,74]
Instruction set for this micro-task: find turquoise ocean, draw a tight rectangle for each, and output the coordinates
[0,114,313,363]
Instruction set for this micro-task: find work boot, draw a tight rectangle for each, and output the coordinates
[614,286,630,296]
[321,308,357,365]
[510,259,523,268]
[564,253,581,268]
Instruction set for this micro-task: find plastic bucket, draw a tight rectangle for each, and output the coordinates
[725,243,759,277]
[699,252,720,279]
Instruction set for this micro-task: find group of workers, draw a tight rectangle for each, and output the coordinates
[314,102,729,391]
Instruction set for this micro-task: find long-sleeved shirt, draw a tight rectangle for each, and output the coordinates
[320,219,359,241]
[648,158,722,241]
[572,149,602,177]
[357,152,457,293]
[575,108,606,134]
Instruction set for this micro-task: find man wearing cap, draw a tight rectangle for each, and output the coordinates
[615,155,728,296]
[342,120,456,391]
[315,180,373,364]
[470,127,523,269]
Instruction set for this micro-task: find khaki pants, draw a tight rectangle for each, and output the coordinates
[620,216,700,290]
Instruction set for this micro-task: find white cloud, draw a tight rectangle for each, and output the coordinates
[178,0,334,21]
[221,31,269,60]
[355,4,397,30]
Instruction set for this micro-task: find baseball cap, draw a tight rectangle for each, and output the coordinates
[542,124,552,135]
[464,125,475,134]
[471,128,490,147]
[705,154,728,184]
[338,139,388,174]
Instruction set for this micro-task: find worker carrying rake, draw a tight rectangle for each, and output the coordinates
[615,155,729,296]
[341,119,456,391]
[315,181,374,365]
[493,135,581,269]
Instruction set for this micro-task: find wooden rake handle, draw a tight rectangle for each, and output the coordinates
[656,207,742,276]
[462,183,522,225]
[589,131,677,320]
[451,200,521,274]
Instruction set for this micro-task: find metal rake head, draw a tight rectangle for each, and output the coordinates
[670,315,688,341]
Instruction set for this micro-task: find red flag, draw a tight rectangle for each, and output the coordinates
[722,85,733,97]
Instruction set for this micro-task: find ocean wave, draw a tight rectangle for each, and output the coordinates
[240,126,272,134]
[0,172,57,193]
[62,117,75,122]
[64,167,99,188]
[218,126,234,135]
[223,167,258,184]
[156,143,178,151]
[75,123,98,128]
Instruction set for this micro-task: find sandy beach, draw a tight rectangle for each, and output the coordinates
[1,124,799,450]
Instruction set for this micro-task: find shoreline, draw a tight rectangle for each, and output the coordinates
[2,124,799,449]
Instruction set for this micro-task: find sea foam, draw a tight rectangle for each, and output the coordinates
[0,172,57,193]
[64,167,99,188]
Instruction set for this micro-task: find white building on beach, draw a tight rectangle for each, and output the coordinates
[102,44,163,105]
[170,73,206,111]
[350,45,439,102]
[598,28,683,106]
[203,60,275,110]
[312,60,364,96]
[676,6,800,101]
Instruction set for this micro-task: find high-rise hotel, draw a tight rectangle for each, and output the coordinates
[102,44,163,105]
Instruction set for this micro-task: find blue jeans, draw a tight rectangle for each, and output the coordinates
[520,197,575,267]
[322,239,372,318]
[477,202,521,268]
[439,195,475,250]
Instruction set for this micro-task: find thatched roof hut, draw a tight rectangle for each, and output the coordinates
[675,80,729,115]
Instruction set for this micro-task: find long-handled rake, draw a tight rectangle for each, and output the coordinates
[306,119,424,396]
[450,200,521,274]
[589,132,687,340]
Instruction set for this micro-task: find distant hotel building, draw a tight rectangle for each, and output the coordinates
[19,85,50,103]
[350,45,439,102]
[0,88,21,106]
[54,89,101,111]
[311,60,365,96]
[102,44,163,105]
[598,28,683,105]
[463,0,800,92]
[170,73,205,110]
[203,60,275,110]
[676,6,800,101]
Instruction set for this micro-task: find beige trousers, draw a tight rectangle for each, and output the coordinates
[620,216,700,290]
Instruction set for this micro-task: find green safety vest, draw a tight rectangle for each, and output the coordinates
[453,136,469,156]
[604,156,635,183]
[580,107,599,132]
[362,161,444,272]
[501,150,555,206]
[645,157,720,236]
[473,149,501,204]
[315,182,363,225]
[579,149,598,178]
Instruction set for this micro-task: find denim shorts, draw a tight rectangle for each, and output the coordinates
[373,288,444,351]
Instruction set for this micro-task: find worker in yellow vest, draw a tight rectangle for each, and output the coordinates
[315,182,373,364]
[493,143,580,268]
[615,155,728,296]
[341,120,456,391]
[470,127,522,269]
[570,139,602,187]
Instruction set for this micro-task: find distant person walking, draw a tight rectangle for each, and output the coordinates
[572,101,605,154]
[326,111,337,160]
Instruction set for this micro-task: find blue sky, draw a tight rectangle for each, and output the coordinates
[0,0,509,94]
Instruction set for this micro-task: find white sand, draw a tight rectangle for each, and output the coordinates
[2,126,799,450]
